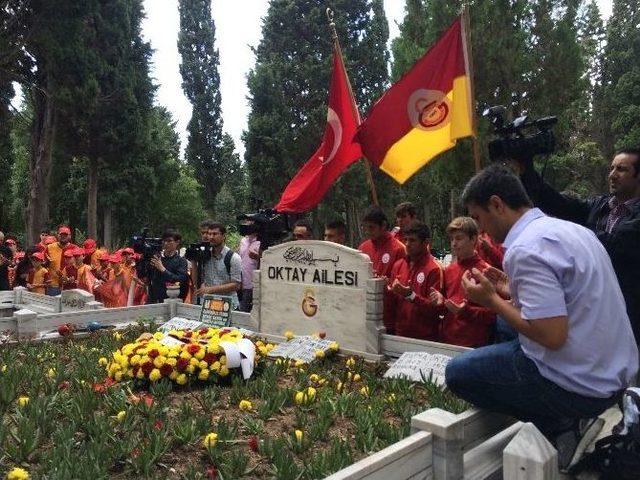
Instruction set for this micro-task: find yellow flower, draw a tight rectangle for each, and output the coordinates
[294,391,305,405]
[169,371,178,381]
[153,356,167,369]
[186,365,195,374]
[294,360,305,368]
[17,396,29,407]
[47,368,56,378]
[266,343,275,352]
[346,357,355,368]
[309,374,319,382]
[211,361,221,372]
[114,372,123,382]
[284,330,294,340]
[153,332,163,340]
[306,387,316,399]
[165,357,177,367]
[189,357,199,367]
[386,393,397,403]
[130,354,141,366]
[314,350,325,360]
[219,366,229,377]
[179,351,192,360]
[198,369,210,381]
[329,341,339,352]
[1,365,6,373]
[113,332,122,341]
[98,357,108,367]
[239,400,252,411]
[116,410,126,422]
[136,369,145,379]
[294,429,303,443]
[219,355,227,365]
[199,360,208,370]
[352,374,361,382]
[203,432,218,448]
[149,368,162,382]
[360,386,369,397]
[176,373,188,385]
[195,349,205,360]
[6,467,30,480]
[336,381,343,393]
[258,346,268,356]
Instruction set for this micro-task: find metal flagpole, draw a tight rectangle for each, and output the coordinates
[326,8,380,206]
[461,5,481,173]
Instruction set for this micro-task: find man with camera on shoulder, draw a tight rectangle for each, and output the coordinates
[193,222,241,309]
[147,229,189,304]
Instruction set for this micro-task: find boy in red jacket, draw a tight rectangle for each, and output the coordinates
[358,206,406,334]
[431,217,496,347]
[387,220,444,340]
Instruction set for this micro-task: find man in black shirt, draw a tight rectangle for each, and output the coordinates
[0,232,13,291]
[147,229,189,304]
[518,147,640,343]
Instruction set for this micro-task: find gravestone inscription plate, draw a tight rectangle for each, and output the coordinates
[384,352,452,385]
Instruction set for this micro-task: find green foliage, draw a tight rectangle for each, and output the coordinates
[178,0,224,212]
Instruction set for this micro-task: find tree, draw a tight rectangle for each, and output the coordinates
[594,0,640,156]
[244,0,389,239]
[178,0,224,212]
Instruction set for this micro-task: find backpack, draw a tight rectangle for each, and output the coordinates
[569,388,640,479]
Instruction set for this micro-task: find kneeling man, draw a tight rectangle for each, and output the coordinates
[445,166,638,470]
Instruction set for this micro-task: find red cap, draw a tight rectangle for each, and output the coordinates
[96,251,109,261]
[122,247,134,255]
[63,249,75,258]
[31,252,45,261]
[44,236,57,245]
[72,247,86,257]
[107,253,122,263]
[15,251,25,260]
[83,239,97,252]
[58,226,71,235]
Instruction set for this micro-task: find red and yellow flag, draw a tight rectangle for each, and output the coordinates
[357,16,474,184]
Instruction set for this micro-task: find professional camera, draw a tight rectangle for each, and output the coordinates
[130,228,162,258]
[483,105,557,163]
[184,242,213,264]
[237,208,290,250]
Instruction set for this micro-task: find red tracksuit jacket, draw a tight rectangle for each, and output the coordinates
[387,251,444,340]
[440,254,496,347]
[359,232,406,334]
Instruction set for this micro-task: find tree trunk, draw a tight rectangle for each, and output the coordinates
[26,80,56,245]
[103,205,112,249]
[87,158,99,239]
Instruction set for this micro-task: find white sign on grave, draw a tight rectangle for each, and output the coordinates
[384,352,453,386]
[60,289,94,311]
[267,336,335,363]
[158,317,203,333]
[258,241,374,352]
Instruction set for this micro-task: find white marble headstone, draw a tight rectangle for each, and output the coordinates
[258,241,374,352]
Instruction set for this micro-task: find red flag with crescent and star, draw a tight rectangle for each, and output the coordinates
[275,44,362,213]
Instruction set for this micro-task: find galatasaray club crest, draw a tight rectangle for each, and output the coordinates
[407,89,451,131]
[319,108,343,165]
[301,287,319,317]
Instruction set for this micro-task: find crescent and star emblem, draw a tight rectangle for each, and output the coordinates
[318,107,343,165]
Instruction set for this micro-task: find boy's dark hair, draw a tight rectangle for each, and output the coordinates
[161,229,182,242]
[362,206,389,228]
[402,220,431,242]
[395,201,417,217]
[209,222,226,235]
[616,147,640,176]
[461,165,533,210]
[294,219,313,232]
[325,219,346,233]
[199,219,216,230]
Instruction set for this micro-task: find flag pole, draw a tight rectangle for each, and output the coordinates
[461,5,481,173]
[326,8,380,206]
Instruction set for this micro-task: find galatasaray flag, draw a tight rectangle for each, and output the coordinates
[357,16,474,184]
[275,44,362,213]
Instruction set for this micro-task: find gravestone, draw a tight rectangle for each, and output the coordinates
[254,241,384,353]
[384,351,452,385]
[60,289,99,311]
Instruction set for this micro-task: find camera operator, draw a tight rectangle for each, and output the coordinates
[188,220,216,292]
[193,222,241,308]
[516,147,640,343]
[147,229,188,304]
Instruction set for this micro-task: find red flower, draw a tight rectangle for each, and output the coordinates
[131,447,140,458]
[183,331,193,338]
[104,377,116,387]
[187,344,200,355]
[140,362,154,376]
[148,349,159,359]
[176,358,189,372]
[154,420,163,430]
[132,365,140,376]
[203,353,217,365]
[206,465,218,480]
[130,392,154,408]
[58,380,70,390]
[160,363,173,377]
[200,328,209,335]
[248,436,259,452]
[92,383,105,394]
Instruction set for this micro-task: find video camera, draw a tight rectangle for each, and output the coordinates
[237,208,290,250]
[184,242,213,264]
[130,228,162,259]
[483,106,557,163]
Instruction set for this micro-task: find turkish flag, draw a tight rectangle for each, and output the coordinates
[275,44,362,213]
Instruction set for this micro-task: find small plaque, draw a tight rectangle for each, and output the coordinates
[199,295,232,328]
[383,352,452,385]
[267,335,334,363]
[159,317,203,333]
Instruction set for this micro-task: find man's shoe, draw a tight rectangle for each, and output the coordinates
[555,417,604,473]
